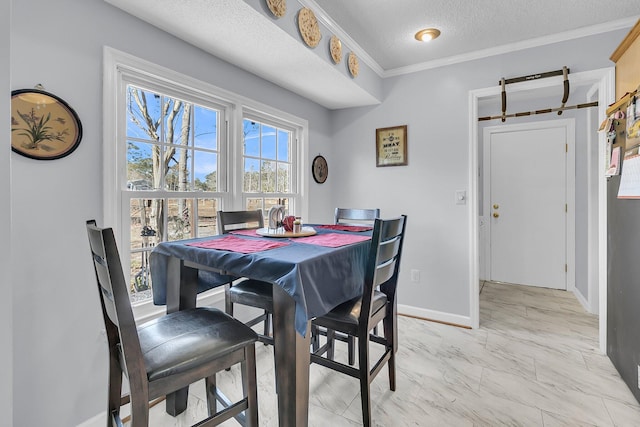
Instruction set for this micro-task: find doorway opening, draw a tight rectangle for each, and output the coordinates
[468,68,615,353]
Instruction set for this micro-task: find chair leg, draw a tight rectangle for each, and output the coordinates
[383,304,398,391]
[205,374,217,416]
[224,285,233,316]
[326,328,336,361]
[129,393,150,427]
[347,336,355,366]
[311,324,319,352]
[242,344,259,427]
[263,310,271,344]
[106,351,123,427]
[358,332,372,427]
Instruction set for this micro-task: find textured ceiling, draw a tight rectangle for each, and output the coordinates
[105,0,639,109]
[314,0,640,71]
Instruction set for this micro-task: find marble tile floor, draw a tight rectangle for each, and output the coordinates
[126,281,640,426]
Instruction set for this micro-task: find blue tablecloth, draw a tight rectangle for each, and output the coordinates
[150,226,371,336]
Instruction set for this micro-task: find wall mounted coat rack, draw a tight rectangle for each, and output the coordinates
[479,66,598,122]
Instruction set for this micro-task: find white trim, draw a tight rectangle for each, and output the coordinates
[103,46,309,317]
[75,412,105,427]
[399,304,472,328]
[384,16,638,77]
[469,68,614,349]
[574,286,590,313]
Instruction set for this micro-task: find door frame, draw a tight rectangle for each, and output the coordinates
[468,67,615,353]
[483,119,575,291]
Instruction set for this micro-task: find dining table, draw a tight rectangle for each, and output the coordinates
[149,224,374,427]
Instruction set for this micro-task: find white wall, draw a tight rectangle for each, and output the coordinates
[1,1,13,426]
[10,0,331,425]
[329,31,627,320]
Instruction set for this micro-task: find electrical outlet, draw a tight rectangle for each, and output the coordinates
[410,269,420,283]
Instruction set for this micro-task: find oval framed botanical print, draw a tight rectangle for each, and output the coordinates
[312,155,328,184]
[11,89,83,160]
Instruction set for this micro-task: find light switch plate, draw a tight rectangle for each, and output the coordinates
[455,190,466,205]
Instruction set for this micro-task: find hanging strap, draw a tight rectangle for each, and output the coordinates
[558,66,569,115]
[501,78,506,123]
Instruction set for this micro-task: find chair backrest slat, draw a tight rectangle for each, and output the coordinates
[86,220,146,387]
[218,210,264,234]
[334,208,380,225]
[359,215,407,325]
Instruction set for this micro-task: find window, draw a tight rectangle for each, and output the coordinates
[104,48,308,314]
[242,116,298,215]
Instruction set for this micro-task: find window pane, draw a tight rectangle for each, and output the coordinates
[262,125,276,160]
[167,198,194,241]
[165,146,191,191]
[246,198,263,212]
[261,160,276,192]
[264,197,289,213]
[127,141,157,190]
[129,250,153,303]
[194,151,217,191]
[164,98,191,145]
[129,198,162,250]
[277,163,290,192]
[194,106,217,150]
[244,158,260,192]
[196,199,220,237]
[243,119,260,157]
[277,129,290,161]
[127,86,161,141]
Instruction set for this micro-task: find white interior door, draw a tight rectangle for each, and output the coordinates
[488,125,567,289]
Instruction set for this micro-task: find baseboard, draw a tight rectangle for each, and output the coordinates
[76,412,105,427]
[573,287,592,313]
[398,304,472,328]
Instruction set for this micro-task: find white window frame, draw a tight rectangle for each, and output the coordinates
[237,108,302,214]
[103,47,309,321]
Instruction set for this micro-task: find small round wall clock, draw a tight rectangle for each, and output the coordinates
[11,88,82,160]
[312,155,328,184]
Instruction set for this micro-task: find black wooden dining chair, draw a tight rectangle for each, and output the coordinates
[334,207,380,226]
[312,208,381,365]
[86,220,259,427]
[310,215,406,427]
[217,210,274,345]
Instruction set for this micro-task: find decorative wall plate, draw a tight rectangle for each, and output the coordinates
[266,0,286,18]
[298,7,321,48]
[312,154,328,184]
[330,35,342,64]
[11,89,83,160]
[348,52,359,78]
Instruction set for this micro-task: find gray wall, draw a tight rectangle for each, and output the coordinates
[10,0,331,425]
[329,32,625,318]
[2,1,13,425]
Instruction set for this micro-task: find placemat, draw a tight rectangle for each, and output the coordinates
[295,232,370,248]
[316,224,373,232]
[186,235,289,253]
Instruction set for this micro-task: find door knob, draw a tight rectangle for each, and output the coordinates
[493,212,499,218]
[493,204,499,209]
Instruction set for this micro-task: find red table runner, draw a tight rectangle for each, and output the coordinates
[295,232,371,248]
[316,224,373,232]
[186,235,288,253]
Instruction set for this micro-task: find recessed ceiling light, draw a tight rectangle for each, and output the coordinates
[415,28,441,42]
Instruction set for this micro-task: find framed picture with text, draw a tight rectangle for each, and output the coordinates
[376,125,407,167]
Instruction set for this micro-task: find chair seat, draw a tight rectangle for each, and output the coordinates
[313,291,387,335]
[139,307,258,382]
[229,279,273,311]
